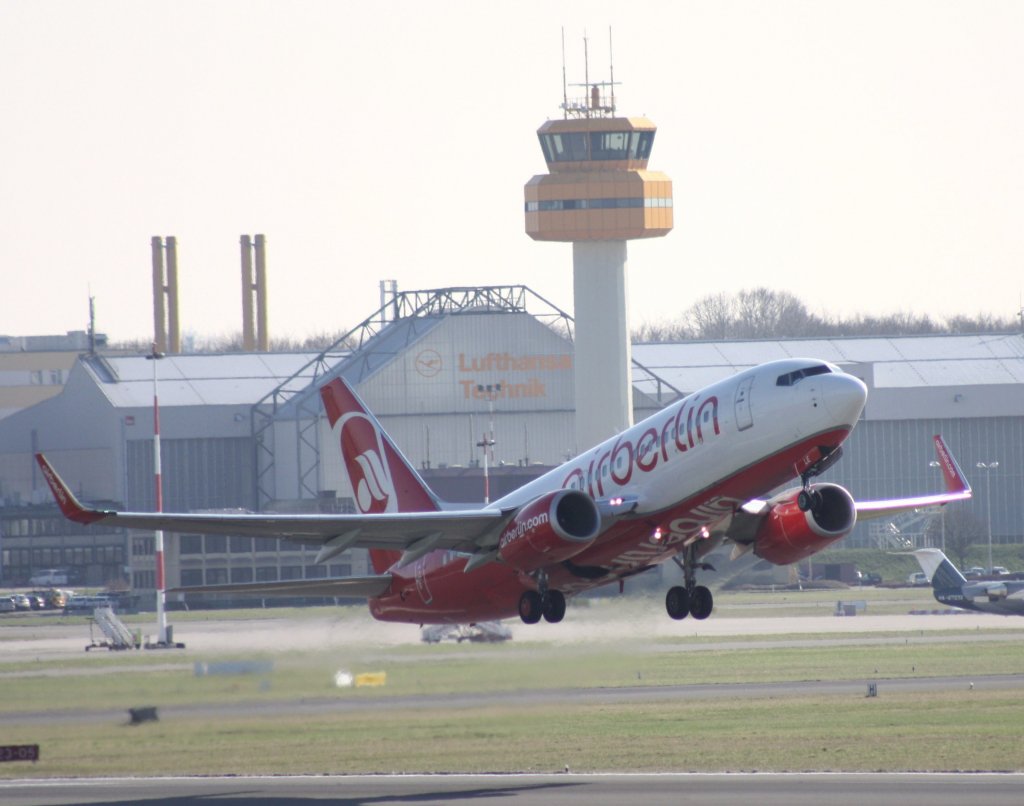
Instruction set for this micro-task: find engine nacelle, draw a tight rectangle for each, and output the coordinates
[497,489,601,573]
[753,483,857,565]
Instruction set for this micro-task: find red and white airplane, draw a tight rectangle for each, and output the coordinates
[36,358,970,625]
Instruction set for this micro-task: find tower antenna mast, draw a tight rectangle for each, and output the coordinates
[608,27,616,114]
[583,31,590,118]
[561,28,569,120]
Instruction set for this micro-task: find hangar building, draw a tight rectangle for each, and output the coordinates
[1,285,1022,594]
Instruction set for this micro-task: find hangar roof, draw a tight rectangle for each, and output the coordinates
[77,332,1024,410]
[84,352,326,409]
[631,333,1024,394]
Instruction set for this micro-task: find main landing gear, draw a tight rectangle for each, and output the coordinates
[518,570,566,625]
[665,544,714,621]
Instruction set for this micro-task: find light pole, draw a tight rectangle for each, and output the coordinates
[475,384,501,504]
[929,460,946,550]
[976,460,999,574]
[146,345,169,646]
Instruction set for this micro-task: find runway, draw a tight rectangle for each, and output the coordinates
[3,772,1023,805]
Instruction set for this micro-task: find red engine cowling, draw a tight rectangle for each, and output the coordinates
[753,483,857,565]
[497,489,601,572]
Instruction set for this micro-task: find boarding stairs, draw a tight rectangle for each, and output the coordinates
[88,606,138,651]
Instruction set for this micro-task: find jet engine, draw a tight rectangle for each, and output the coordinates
[497,489,601,572]
[752,483,857,565]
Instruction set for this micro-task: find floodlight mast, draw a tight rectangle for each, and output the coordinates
[147,345,169,646]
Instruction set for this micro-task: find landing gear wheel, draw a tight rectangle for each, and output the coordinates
[518,590,543,624]
[797,488,822,513]
[665,585,690,620]
[541,590,566,623]
[690,585,714,620]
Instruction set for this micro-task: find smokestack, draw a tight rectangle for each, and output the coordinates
[240,234,269,351]
[151,236,180,354]
[254,234,269,351]
[165,236,180,354]
[152,237,166,354]
[240,235,255,351]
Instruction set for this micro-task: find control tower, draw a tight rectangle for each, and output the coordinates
[525,55,673,453]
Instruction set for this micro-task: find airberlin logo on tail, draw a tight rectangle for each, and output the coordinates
[338,413,396,514]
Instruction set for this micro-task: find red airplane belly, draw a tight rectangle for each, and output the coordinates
[368,559,528,624]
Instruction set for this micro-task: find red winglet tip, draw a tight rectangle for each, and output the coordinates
[932,436,971,495]
[35,454,106,525]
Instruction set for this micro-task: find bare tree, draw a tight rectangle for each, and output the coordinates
[633,288,1019,343]
[686,292,735,339]
[925,509,986,570]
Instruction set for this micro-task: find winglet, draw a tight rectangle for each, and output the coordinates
[932,436,971,495]
[35,454,109,525]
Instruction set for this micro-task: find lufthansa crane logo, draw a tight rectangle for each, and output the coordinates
[414,349,442,378]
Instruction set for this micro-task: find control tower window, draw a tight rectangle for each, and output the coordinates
[590,131,629,161]
[541,132,589,163]
[541,130,657,163]
[631,131,655,160]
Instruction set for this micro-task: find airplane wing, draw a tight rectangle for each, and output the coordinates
[853,435,971,521]
[36,453,511,564]
[723,436,970,558]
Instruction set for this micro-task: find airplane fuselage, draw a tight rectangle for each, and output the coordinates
[369,359,868,623]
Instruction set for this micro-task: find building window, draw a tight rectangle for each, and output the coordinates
[180,569,203,586]
[205,535,227,554]
[133,570,155,589]
[230,567,254,583]
[254,537,278,553]
[280,566,302,580]
[205,568,228,585]
[230,536,252,553]
[255,566,278,582]
[180,535,203,554]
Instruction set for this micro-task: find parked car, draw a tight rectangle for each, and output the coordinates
[856,571,882,586]
[992,566,1011,576]
[63,595,116,615]
[0,596,15,613]
[965,566,986,578]
[10,593,32,611]
[28,569,69,587]
[908,571,928,586]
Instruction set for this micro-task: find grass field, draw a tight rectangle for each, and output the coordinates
[2,594,1023,776]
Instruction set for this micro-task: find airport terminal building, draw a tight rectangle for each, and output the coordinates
[2,286,1023,594]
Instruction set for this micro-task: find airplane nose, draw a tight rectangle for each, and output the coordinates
[822,372,867,426]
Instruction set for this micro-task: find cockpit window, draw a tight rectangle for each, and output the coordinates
[776,364,832,387]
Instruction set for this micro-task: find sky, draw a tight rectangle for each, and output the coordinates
[3,0,1022,344]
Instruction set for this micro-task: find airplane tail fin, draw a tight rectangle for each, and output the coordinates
[911,548,968,590]
[320,377,441,574]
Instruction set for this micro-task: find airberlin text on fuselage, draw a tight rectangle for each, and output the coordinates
[561,394,721,498]
[498,511,551,549]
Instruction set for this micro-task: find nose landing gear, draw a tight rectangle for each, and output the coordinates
[797,446,842,512]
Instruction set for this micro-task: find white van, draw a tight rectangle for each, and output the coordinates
[29,569,68,586]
